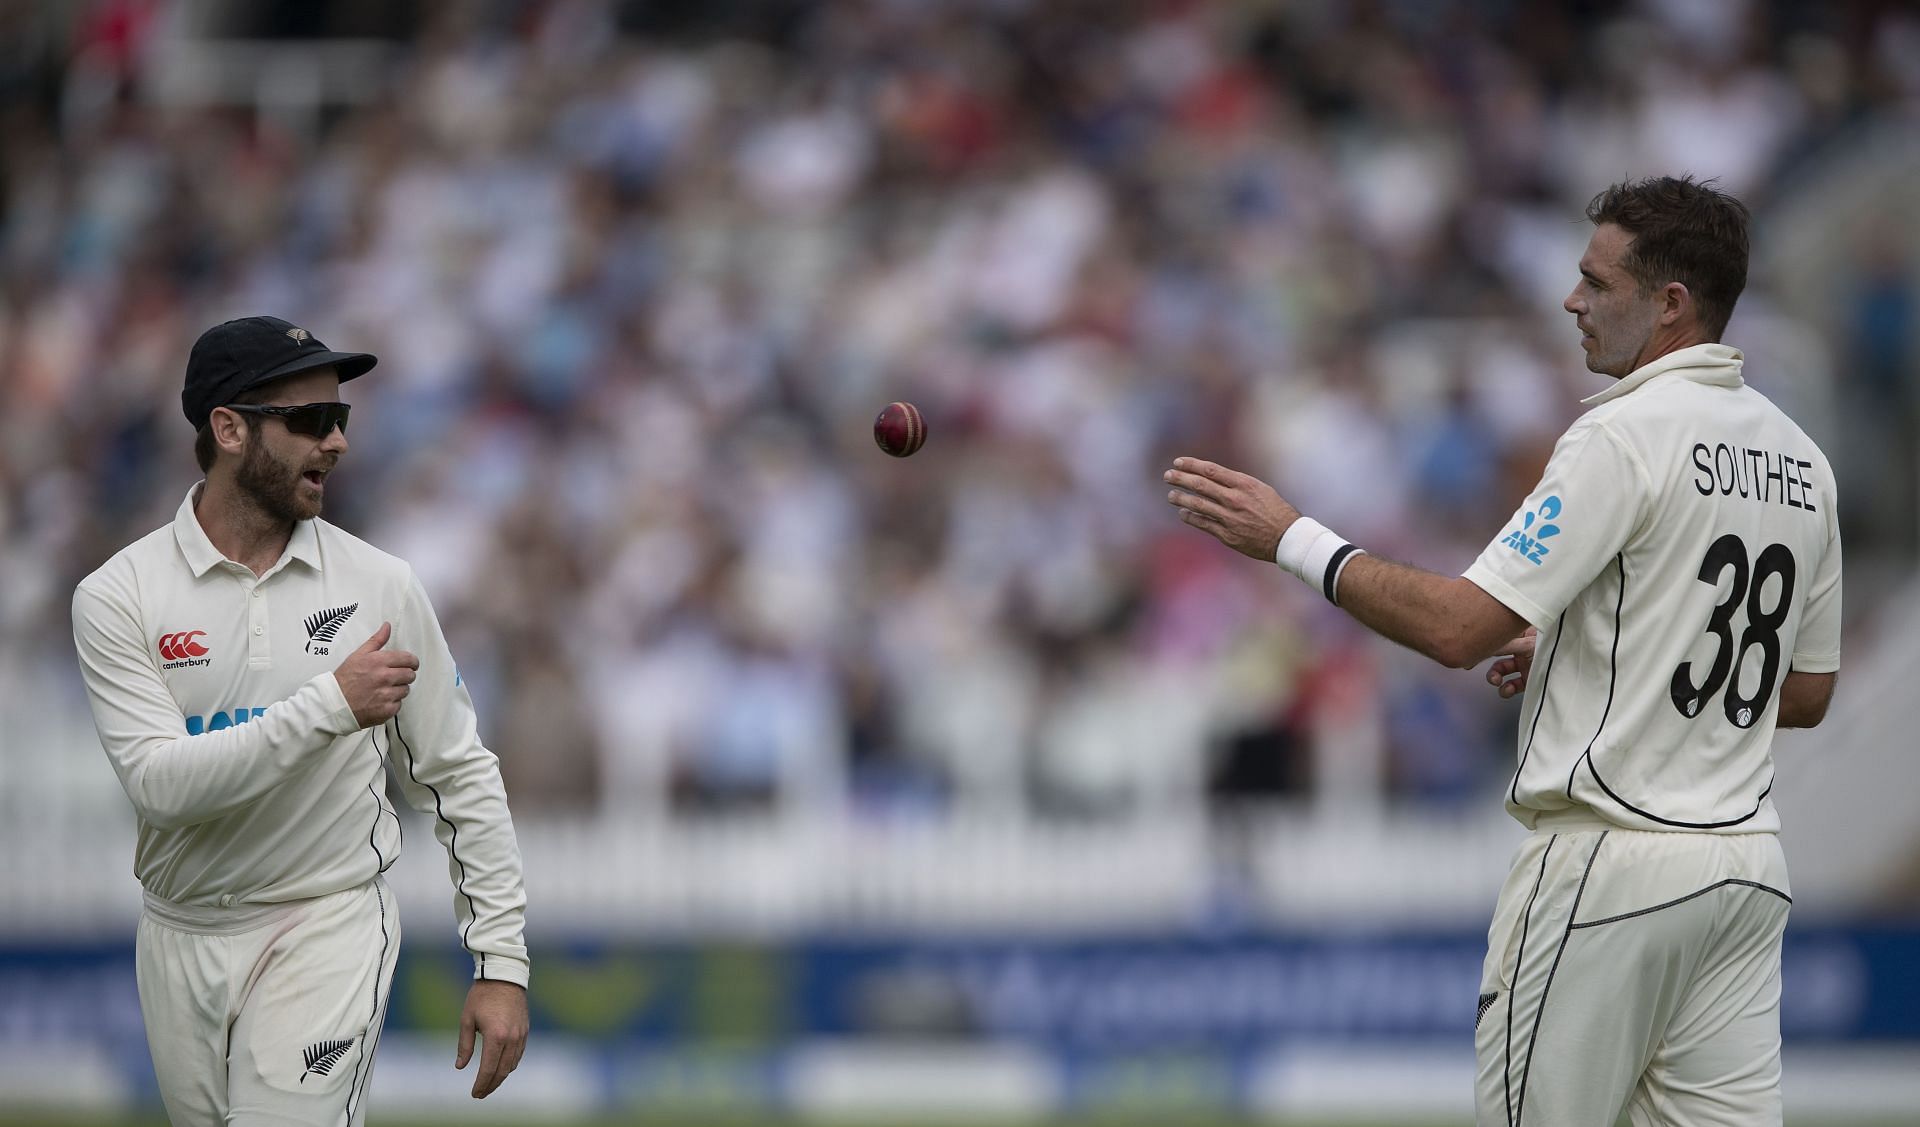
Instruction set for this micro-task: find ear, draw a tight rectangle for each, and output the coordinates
[208,406,252,461]
[1659,281,1692,328]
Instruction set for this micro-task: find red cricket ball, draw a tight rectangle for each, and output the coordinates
[873,401,927,457]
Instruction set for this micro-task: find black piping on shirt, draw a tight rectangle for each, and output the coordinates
[393,717,485,975]
[1567,556,1626,800]
[1509,612,1567,808]
[1567,553,1773,830]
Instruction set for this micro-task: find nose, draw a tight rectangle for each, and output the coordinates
[1564,290,1583,316]
[319,423,348,455]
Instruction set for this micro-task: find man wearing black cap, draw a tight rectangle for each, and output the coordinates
[71,317,531,1125]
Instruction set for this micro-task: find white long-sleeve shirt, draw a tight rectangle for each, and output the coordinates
[72,485,529,987]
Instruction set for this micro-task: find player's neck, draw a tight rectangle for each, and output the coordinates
[193,478,296,577]
[1624,325,1717,377]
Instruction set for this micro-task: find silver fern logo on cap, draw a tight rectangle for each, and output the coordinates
[286,326,311,343]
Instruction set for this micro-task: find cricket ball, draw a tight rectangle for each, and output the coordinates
[873,401,927,457]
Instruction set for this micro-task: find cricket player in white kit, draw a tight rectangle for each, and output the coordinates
[1164,175,1840,1125]
[72,316,531,1126]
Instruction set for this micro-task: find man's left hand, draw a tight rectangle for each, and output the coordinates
[456,979,528,1099]
[1164,457,1300,561]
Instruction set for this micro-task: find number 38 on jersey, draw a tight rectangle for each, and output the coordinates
[1669,533,1795,729]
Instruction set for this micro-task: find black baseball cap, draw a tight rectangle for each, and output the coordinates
[181,316,377,430]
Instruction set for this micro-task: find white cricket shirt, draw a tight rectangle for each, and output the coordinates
[1464,344,1841,834]
[72,486,530,986]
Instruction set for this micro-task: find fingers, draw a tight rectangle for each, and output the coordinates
[1164,467,1232,503]
[469,1020,527,1099]
[1169,489,1250,555]
[456,984,529,1099]
[1179,508,1228,536]
[355,622,392,653]
[1487,661,1527,698]
[1165,459,1265,505]
[1166,487,1230,523]
[1166,458,1297,565]
[356,651,419,675]
[472,1033,507,1098]
[1170,457,1225,481]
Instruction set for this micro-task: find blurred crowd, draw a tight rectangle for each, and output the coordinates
[2,0,1916,820]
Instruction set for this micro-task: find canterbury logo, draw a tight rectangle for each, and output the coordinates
[157,631,209,661]
[304,603,358,654]
[286,327,311,343]
[300,1038,354,1082]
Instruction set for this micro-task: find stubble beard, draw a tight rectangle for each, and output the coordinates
[237,433,321,524]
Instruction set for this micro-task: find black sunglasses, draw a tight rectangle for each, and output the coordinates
[226,402,351,439]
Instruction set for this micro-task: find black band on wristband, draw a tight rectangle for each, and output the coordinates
[1323,543,1363,604]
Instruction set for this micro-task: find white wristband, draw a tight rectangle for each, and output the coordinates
[1273,517,1367,605]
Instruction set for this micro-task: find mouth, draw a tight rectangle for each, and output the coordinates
[302,468,331,489]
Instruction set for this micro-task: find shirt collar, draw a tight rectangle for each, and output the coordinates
[284,513,323,573]
[172,483,325,578]
[1581,342,1744,406]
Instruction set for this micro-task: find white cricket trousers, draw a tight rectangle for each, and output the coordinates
[1475,822,1791,1127]
[136,877,401,1127]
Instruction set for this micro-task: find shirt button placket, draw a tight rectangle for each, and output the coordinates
[249,583,270,665]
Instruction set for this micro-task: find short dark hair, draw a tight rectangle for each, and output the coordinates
[192,385,275,472]
[1585,175,1750,340]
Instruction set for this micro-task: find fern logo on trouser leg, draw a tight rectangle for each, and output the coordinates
[300,1038,355,1082]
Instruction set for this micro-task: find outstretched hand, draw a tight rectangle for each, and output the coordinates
[456,980,528,1099]
[1163,457,1301,561]
[1485,627,1539,699]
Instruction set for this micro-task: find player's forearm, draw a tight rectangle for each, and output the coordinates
[389,708,531,985]
[387,579,530,984]
[1776,669,1837,728]
[1333,554,1494,669]
[106,674,361,829]
[1335,554,1532,671]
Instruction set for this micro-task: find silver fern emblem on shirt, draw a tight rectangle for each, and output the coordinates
[300,1038,355,1082]
[304,603,359,654]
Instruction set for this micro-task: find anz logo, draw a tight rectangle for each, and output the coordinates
[1500,495,1563,566]
[185,707,270,735]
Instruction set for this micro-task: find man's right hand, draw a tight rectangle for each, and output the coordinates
[334,622,419,728]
